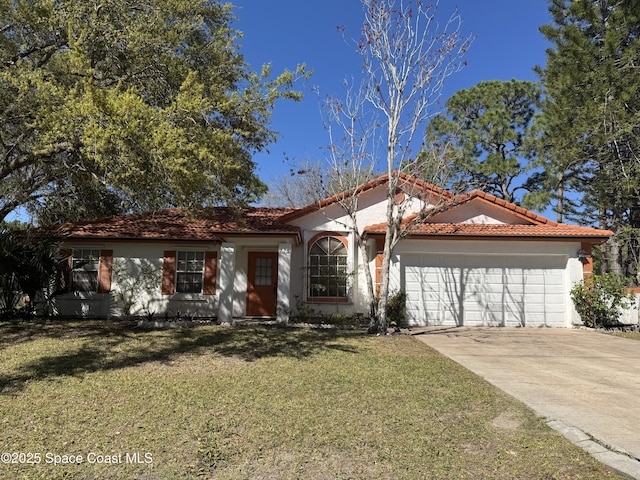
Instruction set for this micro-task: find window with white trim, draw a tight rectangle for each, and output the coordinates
[176,251,205,293]
[72,249,101,292]
[308,236,348,299]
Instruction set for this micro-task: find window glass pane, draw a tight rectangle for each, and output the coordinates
[319,238,330,253]
[254,257,273,286]
[177,273,202,294]
[73,271,97,292]
[308,237,348,298]
[72,249,100,292]
[176,251,204,293]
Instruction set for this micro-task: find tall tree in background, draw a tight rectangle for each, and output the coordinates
[0,0,307,224]
[327,0,472,333]
[537,0,640,278]
[261,160,328,208]
[263,75,384,210]
[426,79,542,206]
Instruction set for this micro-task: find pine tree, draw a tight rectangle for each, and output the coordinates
[426,79,541,205]
[537,0,640,277]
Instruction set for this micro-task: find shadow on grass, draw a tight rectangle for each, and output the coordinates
[0,319,141,349]
[0,321,362,394]
[409,326,465,336]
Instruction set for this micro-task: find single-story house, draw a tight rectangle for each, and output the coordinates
[48,173,613,327]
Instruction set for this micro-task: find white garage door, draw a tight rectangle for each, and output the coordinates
[403,254,567,327]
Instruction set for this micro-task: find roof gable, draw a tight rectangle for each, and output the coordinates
[279,171,450,223]
[283,181,390,231]
[362,189,613,242]
[425,190,553,226]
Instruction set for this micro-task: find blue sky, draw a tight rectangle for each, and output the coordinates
[232,0,553,200]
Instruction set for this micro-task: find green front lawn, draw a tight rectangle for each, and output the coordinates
[0,321,619,479]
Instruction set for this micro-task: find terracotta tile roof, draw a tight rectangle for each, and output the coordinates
[42,174,614,245]
[47,207,300,242]
[279,171,451,222]
[364,221,613,241]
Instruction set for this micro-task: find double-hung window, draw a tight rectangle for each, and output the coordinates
[161,250,216,296]
[176,251,205,294]
[71,249,101,292]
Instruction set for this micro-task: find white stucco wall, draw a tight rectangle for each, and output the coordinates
[620,294,640,325]
[285,186,408,318]
[52,242,219,319]
[54,237,298,320]
[432,200,531,225]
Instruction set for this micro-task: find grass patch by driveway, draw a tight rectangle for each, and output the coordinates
[611,331,640,340]
[0,320,619,479]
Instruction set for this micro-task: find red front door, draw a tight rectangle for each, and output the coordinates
[246,252,278,316]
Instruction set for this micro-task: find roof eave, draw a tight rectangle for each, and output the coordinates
[363,231,613,244]
[58,230,302,245]
[215,230,302,245]
[57,235,225,243]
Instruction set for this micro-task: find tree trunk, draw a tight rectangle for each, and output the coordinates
[372,181,399,335]
[608,236,623,276]
[556,182,564,223]
[355,227,378,320]
[374,234,391,334]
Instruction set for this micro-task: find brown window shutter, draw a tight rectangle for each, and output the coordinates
[375,252,383,297]
[97,250,113,293]
[203,251,217,295]
[56,249,73,293]
[162,250,177,295]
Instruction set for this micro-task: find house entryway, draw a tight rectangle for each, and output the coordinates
[246,252,278,316]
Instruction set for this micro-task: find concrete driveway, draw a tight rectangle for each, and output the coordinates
[413,327,640,478]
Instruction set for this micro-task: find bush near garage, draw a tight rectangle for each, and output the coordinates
[570,273,635,328]
[386,290,407,329]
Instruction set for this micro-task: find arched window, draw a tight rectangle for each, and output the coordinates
[308,235,348,300]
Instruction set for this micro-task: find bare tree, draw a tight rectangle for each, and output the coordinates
[322,79,380,320]
[262,160,328,208]
[326,0,472,333]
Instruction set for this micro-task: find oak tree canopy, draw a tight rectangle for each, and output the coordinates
[0,0,307,224]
